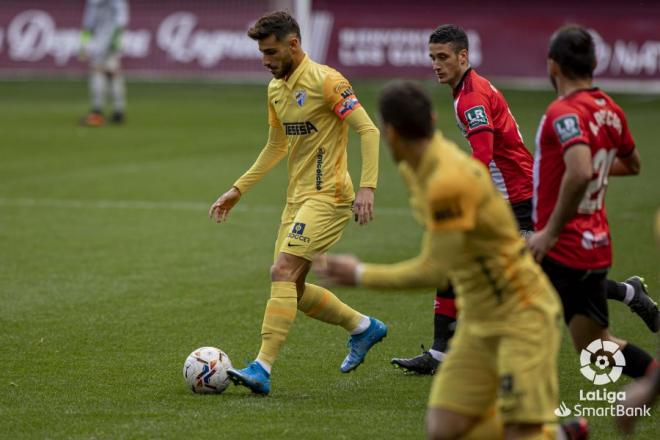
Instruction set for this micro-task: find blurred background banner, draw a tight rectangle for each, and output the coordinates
[1,0,659,86]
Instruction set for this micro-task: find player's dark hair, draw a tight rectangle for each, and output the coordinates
[548,25,595,79]
[247,11,301,42]
[429,24,468,53]
[379,81,434,140]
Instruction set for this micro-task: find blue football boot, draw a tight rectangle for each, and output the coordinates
[340,317,388,373]
[227,361,270,395]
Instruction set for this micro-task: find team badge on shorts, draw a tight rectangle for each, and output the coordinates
[295,89,307,107]
[287,222,310,244]
[292,222,306,234]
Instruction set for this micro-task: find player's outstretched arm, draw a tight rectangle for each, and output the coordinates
[314,230,456,289]
[233,126,287,194]
[345,107,380,225]
[209,126,287,223]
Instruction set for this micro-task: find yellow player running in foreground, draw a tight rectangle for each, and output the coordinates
[315,81,564,440]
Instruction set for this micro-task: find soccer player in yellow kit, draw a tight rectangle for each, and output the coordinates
[316,81,563,440]
[208,11,387,395]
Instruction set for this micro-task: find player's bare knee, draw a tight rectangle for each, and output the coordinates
[503,423,542,440]
[426,423,459,440]
[271,254,309,282]
[270,262,294,281]
[426,409,468,440]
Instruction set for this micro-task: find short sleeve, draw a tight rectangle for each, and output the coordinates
[456,93,494,136]
[548,106,589,153]
[323,71,362,120]
[425,173,479,232]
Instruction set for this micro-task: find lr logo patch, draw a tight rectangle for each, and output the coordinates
[553,114,582,144]
[464,105,489,130]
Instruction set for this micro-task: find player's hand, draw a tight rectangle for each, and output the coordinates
[313,254,361,286]
[208,187,241,223]
[526,228,558,262]
[79,29,91,62]
[353,187,375,225]
[111,28,123,52]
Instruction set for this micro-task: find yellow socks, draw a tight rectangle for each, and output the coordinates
[256,281,298,367]
[298,283,364,332]
[256,282,367,368]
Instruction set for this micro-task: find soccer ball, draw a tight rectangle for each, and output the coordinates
[183,347,232,394]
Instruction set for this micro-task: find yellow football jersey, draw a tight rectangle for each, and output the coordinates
[248,54,377,205]
[362,132,560,331]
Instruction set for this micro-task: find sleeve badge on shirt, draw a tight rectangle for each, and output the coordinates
[464,105,489,130]
[295,89,307,107]
[340,97,359,114]
[553,114,581,144]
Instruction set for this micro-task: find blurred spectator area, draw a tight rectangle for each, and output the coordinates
[1,0,659,90]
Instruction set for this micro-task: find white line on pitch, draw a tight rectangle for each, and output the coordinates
[0,197,412,216]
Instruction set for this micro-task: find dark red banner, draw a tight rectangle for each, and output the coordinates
[1,0,659,82]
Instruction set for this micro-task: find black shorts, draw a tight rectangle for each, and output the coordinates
[511,198,533,234]
[541,257,609,327]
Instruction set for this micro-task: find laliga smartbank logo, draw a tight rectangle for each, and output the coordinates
[554,339,652,418]
[579,338,626,385]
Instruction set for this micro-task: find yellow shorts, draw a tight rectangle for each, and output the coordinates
[273,198,352,262]
[428,306,560,425]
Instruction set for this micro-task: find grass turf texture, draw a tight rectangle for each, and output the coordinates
[0,79,658,439]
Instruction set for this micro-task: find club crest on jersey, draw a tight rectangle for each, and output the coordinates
[464,106,489,130]
[553,114,582,144]
[295,89,307,107]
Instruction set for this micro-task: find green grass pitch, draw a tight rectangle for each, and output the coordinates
[0,79,658,439]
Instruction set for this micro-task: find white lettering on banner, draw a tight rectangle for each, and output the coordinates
[590,29,660,76]
[337,27,481,68]
[156,12,260,67]
[8,10,69,63]
[123,31,150,58]
[6,10,149,65]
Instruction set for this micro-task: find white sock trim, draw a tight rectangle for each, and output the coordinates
[623,283,635,305]
[428,349,446,362]
[256,359,271,374]
[350,315,371,335]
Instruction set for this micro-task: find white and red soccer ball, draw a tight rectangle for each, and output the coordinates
[183,347,232,394]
